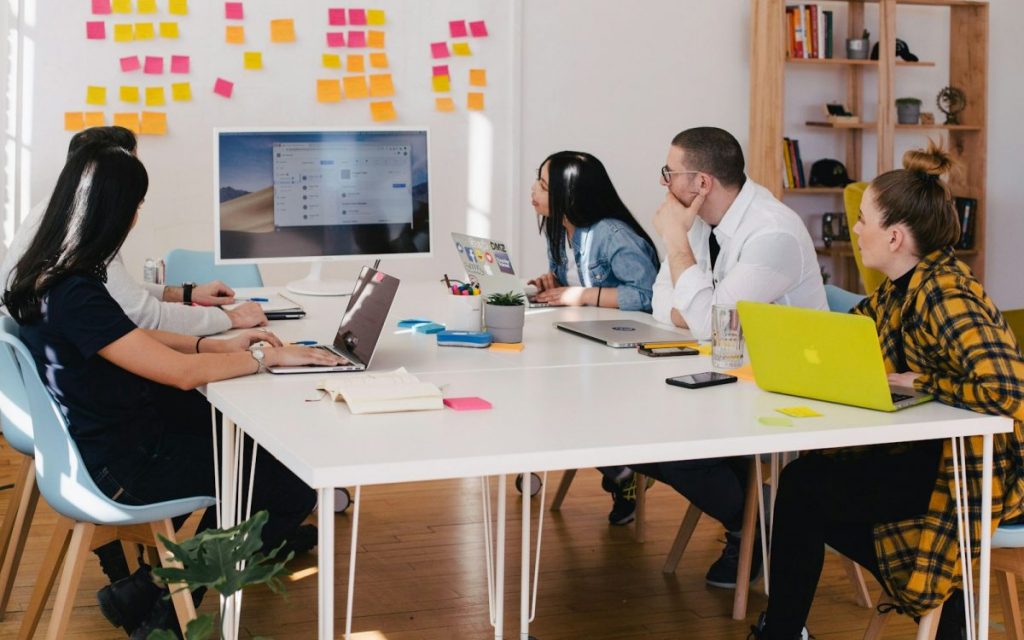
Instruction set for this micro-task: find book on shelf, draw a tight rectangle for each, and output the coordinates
[785,5,833,60]
[317,367,444,415]
[782,137,806,189]
[954,196,977,250]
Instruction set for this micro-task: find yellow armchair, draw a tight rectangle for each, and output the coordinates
[843,182,887,295]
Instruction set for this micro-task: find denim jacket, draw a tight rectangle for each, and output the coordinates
[548,219,658,312]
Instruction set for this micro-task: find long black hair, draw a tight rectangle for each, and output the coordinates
[539,151,658,267]
[3,143,149,323]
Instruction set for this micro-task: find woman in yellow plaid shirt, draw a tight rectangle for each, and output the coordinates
[751,142,1024,640]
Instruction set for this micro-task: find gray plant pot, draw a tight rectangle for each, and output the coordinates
[846,38,869,60]
[484,303,525,343]
[896,102,921,125]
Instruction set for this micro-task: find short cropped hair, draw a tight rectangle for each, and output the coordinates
[671,127,746,189]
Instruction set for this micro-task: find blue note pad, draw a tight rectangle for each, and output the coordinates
[414,322,446,334]
[437,330,492,348]
[398,318,433,328]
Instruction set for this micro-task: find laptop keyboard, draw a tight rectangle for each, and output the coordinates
[891,392,912,403]
[315,345,351,365]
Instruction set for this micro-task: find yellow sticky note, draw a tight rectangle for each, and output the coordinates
[134,22,155,40]
[113,24,134,42]
[469,69,487,87]
[366,9,386,25]
[86,86,107,106]
[369,52,389,69]
[368,73,394,98]
[776,406,824,418]
[317,79,342,103]
[168,0,188,15]
[322,54,342,69]
[111,0,131,13]
[64,112,85,131]
[225,25,245,44]
[696,343,713,356]
[145,86,166,106]
[342,75,368,100]
[137,0,156,13]
[758,416,793,427]
[270,19,295,43]
[159,22,179,39]
[171,82,191,101]
[452,42,472,56]
[467,92,485,111]
[367,30,385,48]
[431,75,450,93]
[120,86,140,102]
[489,342,524,352]
[84,112,106,127]
[244,51,263,70]
[346,54,365,73]
[369,101,396,122]
[435,97,455,112]
[113,112,140,133]
[140,111,167,135]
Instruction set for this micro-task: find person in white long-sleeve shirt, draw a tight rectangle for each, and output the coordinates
[0,126,267,336]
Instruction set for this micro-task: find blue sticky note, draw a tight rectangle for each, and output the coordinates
[414,322,446,334]
[398,318,432,328]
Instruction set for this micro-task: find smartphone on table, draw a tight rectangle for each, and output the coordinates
[665,372,738,389]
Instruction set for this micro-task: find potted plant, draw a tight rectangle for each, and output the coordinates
[484,291,526,343]
[896,97,922,124]
[846,28,870,60]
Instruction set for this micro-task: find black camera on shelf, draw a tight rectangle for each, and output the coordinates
[821,212,850,248]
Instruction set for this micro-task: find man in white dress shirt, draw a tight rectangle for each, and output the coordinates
[633,127,826,589]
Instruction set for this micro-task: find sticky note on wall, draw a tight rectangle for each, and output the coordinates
[226,26,245,44]
[225,2,244,19]
[317,79,342,103]
[433,65,449,77]
[135,23,155,40]
[120,56,140,72]
[214,78,234,98]
[171,82,191,101]
[92,0,111,14]
[140,111,167,135]
[322,54,342,69]
[244,51,263,70]
[144,56,163,74]
[469,69,487,87]
[348,31,366,48]
[346,54,364,73]
[114,112,140,133]
[145,86,166,106]
[326,32,345,47]
[469,20,488,37]
[328,8,346,25]
[159,22,179,38]
[113,24,134,42]
[120,85,140,102]
[138,0,156,13]
[111,0,131,13]
[367,30,385,49]
[367,9,385,25]
[65,112,86,131]
[431,75,450,93]
[168,0,188,15]
[435,97,455,112]
[86,86,107,105]
[84,112,106,127]
[369,53,389,69]
[342,75,369,99]
[348,9,367,25]
[467,92,485,111]
[449,20,467,38]
[86,21,106,40]
[368,74,394,97]
[370,101,396,122]
[170,55,190,74]
[270,19,296,43]
[431,42,450,59]
[452,42,472,56]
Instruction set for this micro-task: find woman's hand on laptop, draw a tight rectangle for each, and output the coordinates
[534,286,586,306]
[887,371,920,387]
[211,328,284,352]
[264,345,347,368]
[528,272,558,293]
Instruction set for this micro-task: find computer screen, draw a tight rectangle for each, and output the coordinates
[214,127,431,265]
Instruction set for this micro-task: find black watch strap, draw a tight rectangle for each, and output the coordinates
[182,282,196,305]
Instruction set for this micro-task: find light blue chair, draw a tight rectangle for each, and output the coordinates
[164,248,263,288]
[825,284,866,313]
[4,326,216,639]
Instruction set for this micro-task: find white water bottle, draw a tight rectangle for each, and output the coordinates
[143,258,158,284]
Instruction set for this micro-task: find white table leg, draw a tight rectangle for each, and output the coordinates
[978,433,993,640]
[521,471,530,640]
[496,475,506,640]
[219,416,240,640]
[345,486,361,640]
[319,487,335,640]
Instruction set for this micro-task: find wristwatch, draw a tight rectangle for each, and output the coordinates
[249,347,266,373]
[182,282,197,305]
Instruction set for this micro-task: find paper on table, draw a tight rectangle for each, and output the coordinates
[725,363,755,382]
[776,406,823,418]
[444,397,492,411]
[318,368,443,415]
[224,294,304,313]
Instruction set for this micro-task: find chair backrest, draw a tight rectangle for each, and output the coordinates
[1003,309,1024,345]
[0,317,35,456]
[843,182,887,295]
[824,284,866,314]
[164,249,263,288]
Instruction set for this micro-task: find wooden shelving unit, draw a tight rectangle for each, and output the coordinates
[748,0,989,287]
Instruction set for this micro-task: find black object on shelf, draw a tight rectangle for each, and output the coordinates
[954,197,977,249]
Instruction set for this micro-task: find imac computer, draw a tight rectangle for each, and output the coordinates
[214,127,431,295]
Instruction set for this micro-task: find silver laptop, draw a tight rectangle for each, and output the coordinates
[554,320,694,348]
[451,232,549,308]
[269,267,399,374]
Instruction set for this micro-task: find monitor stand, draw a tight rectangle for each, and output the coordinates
[286,263,354,297]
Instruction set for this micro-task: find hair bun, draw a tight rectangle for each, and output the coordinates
[901,139,955,178]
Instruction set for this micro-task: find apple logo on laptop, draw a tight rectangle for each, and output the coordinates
[803,348,821,365]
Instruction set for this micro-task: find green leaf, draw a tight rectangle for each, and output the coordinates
[184,614,216,640]
[146,630,180,640]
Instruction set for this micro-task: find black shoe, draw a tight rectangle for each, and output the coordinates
[130,595,181,640]
[273,524,318,559]
[748,611,812,640]
[96,564,163,634]
[705,531,763,589]
[601,473,637,526]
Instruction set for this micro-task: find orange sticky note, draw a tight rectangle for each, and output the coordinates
[435,97,455,112]
[467,92,485,111]
[243,51,263,70]
[159,22,179,38]
[342,75,368,99]
[469,69,487,87]
[369,52,388,69]
[367,30,385,48]
[86,86,107,106]
[368,73,394,98]
[64,112,85,131]
[369,101,396,122]
[134,22,155,40]
[120,86,140,102]
[366,9,385,25]
[316,79,342,103]
[84,112,106,127]
[452,42,472,56]
[140,111,167,135]
[225,25,245,44]
[171,82,191,101]
[270,19,296,43]
[346,54,364,73]
[431,75,450,93]
[322,54,342,69]
[113,24,134,42]
[145,86,166,106]
[111,0,131,13]
[113,112,140,133]
[137,0,156,13]
[168,0,188,15]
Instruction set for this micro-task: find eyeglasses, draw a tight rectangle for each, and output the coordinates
[661,165,699,183]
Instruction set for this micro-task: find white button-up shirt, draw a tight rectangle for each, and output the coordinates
[651,178,827,340]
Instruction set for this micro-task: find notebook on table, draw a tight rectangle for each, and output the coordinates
[738,300,932,412]
[553,319,694,348]
[224,294,306,320]
[317,367,443,414]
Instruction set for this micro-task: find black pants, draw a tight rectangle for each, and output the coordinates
[763,440,964,640]
[631,457,749,532]
[87,388,316,557]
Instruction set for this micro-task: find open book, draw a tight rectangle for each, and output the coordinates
[317,368,443,415]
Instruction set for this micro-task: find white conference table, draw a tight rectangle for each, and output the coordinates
[207,283,1011,640]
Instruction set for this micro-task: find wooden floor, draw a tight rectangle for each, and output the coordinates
[1,438,1012,639]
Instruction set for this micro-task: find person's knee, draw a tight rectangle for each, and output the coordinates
[776,456,829,507]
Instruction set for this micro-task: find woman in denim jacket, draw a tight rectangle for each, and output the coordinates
[528,151,659,312]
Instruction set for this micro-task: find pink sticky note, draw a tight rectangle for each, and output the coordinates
[170,55,190,74]
[347,30,366,48]
[443,397,492,411]
[348,8,366,25]
[449,20,467,38]
[431,42,450,59]
[92,0,112,14]
[469,20,488,37]
[143,56,163,74]
[224,2,243,19]
[432,65,449,77]
[86,21,107,40]
[328,8,346,25]
[120,55,141,72]
[214,77,234,98]
[326,32,345,47]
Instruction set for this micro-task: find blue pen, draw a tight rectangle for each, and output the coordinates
[241,296,269,302]
[291,340,317,346]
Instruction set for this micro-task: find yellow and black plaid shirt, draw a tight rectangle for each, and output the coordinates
[850,247,1024,616]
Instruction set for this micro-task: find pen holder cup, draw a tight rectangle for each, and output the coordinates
[444,294,483,332]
